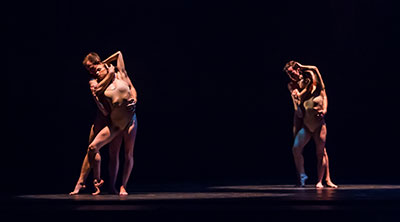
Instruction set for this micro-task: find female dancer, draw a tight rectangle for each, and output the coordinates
[284,61,337,188]
[70,51,137,195]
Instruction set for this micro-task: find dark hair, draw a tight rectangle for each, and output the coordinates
[82,52,101,66]
[283,60,298,72]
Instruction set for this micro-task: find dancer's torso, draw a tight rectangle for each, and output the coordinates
[296,71,325,133]
[103,72,135,129]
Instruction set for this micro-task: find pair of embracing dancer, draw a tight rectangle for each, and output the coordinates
[70,51,138,196]
[284,61,337,188]
[70,56,336,195]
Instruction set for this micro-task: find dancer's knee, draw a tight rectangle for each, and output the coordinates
[88,144,99,154]
[94,152,101,162]
[125,154,134,165]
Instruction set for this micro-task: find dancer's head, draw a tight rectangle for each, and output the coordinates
[94,63,113,81]
[83,52,102,76]
[283,60,301,81]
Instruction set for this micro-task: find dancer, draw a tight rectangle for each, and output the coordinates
[70,51,137,195]
[69,52,111,195]
[284,61,337,188]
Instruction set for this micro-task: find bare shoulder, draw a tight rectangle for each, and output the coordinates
[115,70,130,81]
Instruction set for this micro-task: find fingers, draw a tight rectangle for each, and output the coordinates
[90,85,98,96]
[126,101,136,112]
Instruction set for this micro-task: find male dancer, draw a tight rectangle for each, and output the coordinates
[284,61,337,188]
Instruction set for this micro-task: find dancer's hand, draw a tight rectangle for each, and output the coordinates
[89,80,99,96]
[105,63,116,74]
[126,99,136,112]
[316,110,326,118]
[90,84,98,96]
[294,62,302,69]
[292,89,300,99]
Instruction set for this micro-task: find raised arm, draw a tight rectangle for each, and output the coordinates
[299,65,328,114]
[104,51,137,103]
[102,51,126,74]
[297,63,325,89]
[102,51,119,64]
[109,52,138,103]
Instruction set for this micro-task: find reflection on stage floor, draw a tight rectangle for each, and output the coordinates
[3,184,400,221]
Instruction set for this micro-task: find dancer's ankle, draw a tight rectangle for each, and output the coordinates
[299,173,308,187]
[92,179,104,196]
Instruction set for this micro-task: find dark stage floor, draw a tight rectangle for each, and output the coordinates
[2,184,400,221]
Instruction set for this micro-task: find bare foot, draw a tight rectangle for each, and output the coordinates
[316,182,324,189]
[69,183,86,195]
[92,179,104,196]
[326,181,338,188]
[120,186,128,196]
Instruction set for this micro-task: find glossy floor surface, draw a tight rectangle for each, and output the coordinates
[3,184,400,221]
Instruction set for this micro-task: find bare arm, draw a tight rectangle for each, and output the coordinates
[110,52,137,103]
[89,79,109,116]
[320,88,328,115]
[102,51,120,64]
[297,63,325,89]
[95,64,115,94]
[288,83,303,136]
[102,51,127,74]
[296,62,317,71]
[288,83,303,118]
[104,51,137,103]
[299,64,328,115]
[120,71,137,103]
[297,75,313,102]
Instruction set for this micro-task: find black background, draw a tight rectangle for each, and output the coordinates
[5,0,400,195]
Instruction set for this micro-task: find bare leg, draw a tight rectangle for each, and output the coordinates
[90,152,103,195]
[292,127,312,187]
[120,116,137,196]
[70,120,105,195]
[88,125,122,195]
[109,135,123,194]
[324,148,338,188]
[69,153,89,195]
[314,124,327,188]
